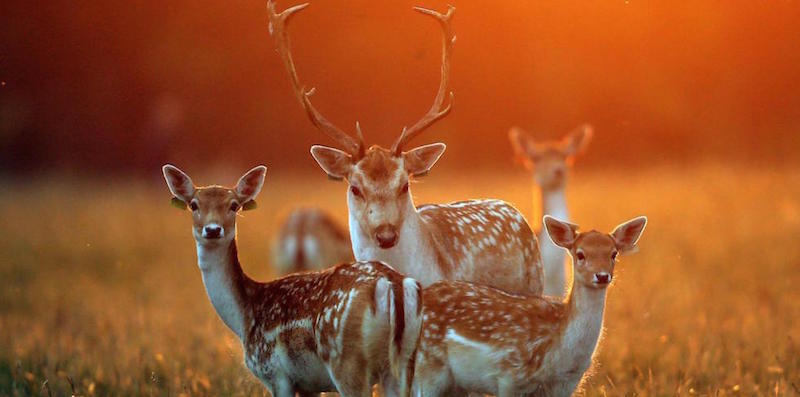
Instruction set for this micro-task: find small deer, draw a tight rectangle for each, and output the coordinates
[272,208,354,275]
[410,215,647,397]
[268,1,543,294]
[162,164,421,397]
[509,125,593,297]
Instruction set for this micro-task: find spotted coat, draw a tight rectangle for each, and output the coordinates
[242,261,421,397]
[416,199,543,294]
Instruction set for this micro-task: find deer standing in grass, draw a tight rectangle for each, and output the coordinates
[509,125,593,297]
[162,164,421,397]
[410,215,647,397]
[268,1,543,294]
[272,208,353,275]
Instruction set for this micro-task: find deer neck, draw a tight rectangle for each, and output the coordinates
[550,282,607,374]
[196,237,256,340]
[538,185,569,296]
[539,184,568,222]
[349,200,439,285]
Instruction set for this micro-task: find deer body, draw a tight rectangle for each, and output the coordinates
[241,260,416,397]
[509,125,593,297]
[268,2,543,295]
[351,198,542,292]
[163,165,422,397]
[273,208,353,275]
[410,216,647,397]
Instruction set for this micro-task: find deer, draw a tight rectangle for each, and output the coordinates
[272,208,354,275]
[267,1,544,296]
[509,125,593,297]
[162,164,422,397]
[409,215,647,397]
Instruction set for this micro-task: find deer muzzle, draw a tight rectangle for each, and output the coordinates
[375,224,398,249]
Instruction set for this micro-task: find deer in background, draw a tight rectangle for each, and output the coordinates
[272,208,353,275]
[410,215,647,397]
[162,164,421,397]
[268,1,543,295]
[509,125,593,297]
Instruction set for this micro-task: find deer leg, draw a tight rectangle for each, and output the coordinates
[328,358,372,397]
[267,377,296,397]
[380,372,400,397]
[496,381,516,397]
[413,370,451,397]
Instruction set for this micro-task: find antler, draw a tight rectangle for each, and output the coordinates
[267,1,364,158]
[392,5,456,155]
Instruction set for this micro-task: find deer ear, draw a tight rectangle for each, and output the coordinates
[544,215,579,249]
[508,127,536,168]
[162,164,195,203]
[235,165,267,203]
[611,216,647,254]
[403,143,446,177]
[563,124,593,156]
[310,145,353,181]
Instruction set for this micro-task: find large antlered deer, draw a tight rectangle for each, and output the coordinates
[267,1,544,295]
[162,164,421,397]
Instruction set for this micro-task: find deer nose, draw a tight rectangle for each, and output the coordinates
[594,272,611,284]
[553,167,565,180]
[203,224,223,239]
[375,225,398,249]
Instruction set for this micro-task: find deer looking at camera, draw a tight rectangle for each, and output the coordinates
[272,208,353,275]
[410,215,647,397]
[162,164,421,397]
[268,2,543,295]
[509,125,593,297]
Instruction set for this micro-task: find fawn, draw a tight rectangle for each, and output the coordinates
[409,215,647,397]
[268,1,543,294]
[509,125,593,297]
[162,164,421,397]
[272,208,353,275]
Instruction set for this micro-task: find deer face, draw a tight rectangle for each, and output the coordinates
[163,165,266,247]
[509,125,593,191]
[544,215,647,289]
[311,143,446,249]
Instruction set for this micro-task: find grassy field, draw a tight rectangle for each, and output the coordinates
[1,163,799,396]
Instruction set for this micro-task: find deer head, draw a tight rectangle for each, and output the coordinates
[163,164,266,248]
[268,2,455,249]
[509,124,592,190]
[544,215,647,288]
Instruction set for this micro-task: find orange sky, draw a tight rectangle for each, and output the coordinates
[1,1,799,173]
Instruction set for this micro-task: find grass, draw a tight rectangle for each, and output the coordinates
[1,163,799,396]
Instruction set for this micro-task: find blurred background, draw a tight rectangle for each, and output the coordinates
[2,0,799,175]
[2,1,799,396]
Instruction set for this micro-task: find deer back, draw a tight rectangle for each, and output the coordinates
[418,199,544,295]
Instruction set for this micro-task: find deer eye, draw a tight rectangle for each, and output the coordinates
[350,186,362,198]
[229,202,240,212]
[611,251,618,261]
[189,201,199,211]
[399,182,409,195]
[576,251,585,261]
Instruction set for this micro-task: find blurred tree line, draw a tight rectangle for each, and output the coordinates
[2,0,799,176]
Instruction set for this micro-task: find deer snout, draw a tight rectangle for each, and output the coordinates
[203,224,224,239]
[375,224,398,249]
[593,272,612,285]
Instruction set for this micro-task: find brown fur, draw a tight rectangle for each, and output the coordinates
[410,218,646,397]
[164,165,422,397]
[273,208,353,274]
[418,200,544,294]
